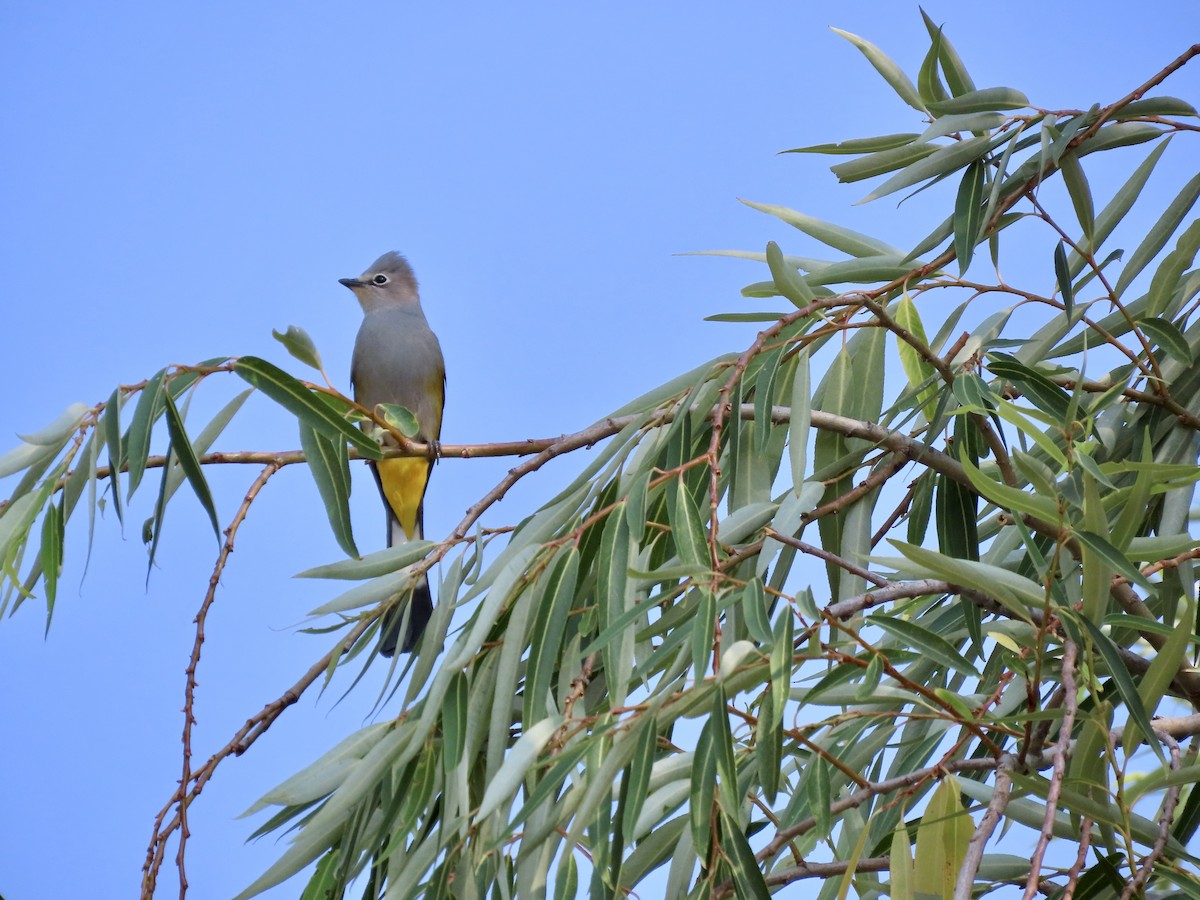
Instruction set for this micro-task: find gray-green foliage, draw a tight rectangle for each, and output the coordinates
[3,15,1200,900]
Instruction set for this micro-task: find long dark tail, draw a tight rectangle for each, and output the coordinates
[372,463,435,657]
[380,578,434,656]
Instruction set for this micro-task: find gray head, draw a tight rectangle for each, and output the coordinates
[339,251,420,312]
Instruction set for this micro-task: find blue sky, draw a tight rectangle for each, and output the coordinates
[1,2,1197,897]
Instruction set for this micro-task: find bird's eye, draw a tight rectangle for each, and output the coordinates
[372,273,389,285]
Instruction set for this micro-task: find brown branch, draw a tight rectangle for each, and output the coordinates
[172,461,282,899]
[955,754,1016,900]
[1121,729,1183,899]
[714,857,891,897]
[140,615,375,899]
[1024,637,1078,900]
[763,530,889,588]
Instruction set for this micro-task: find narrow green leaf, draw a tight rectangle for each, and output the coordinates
[788,349,811,488]
[917,29,948,107]
[1146,217,1200,317]
[919,112,1008,143]
[692,587,716,678]
[1138,316,1192,363]
[233,357,382,460]
[1075,615,1166,765]
[770,607,793,744]
[1073,530,1154,593]
[890,818,915,900]
[1112,171,1200,299]
[39,499,63,628]
[983,125,1026,234]
[442,671,468,768]
[1066,139,1170,280]
[476,717,561,820]
[869,614,979,676]
[958,456,1061,523]
[689,715,717,854]
[1114,96,1198,119]
[746,201,900,257]
[804,256,914,286]
[145,440,172,580]
[102,388,125,524]
[299,852,340,900]
[831,27,924,112]
[741,578,773,645]
[272,325,324,371]
[1059,153,1095,242]
[298,422,359,559]
[124,368,168,500]
[888,540,1044,616]
[621,718,658,846]
[913,775,973,899]
[525,548,579,723]
[937,434,980,562]
[752,344,783,452]
[376,402,420,439]
[926,87,1029,116]
[705,311,790,323]
[783,133,920,155]
[953,162,985,272]
[297,541,432,580]
[859,134,994,205]
[1052,108,1097,164]
[755,687,781,805]
[719,810,770,900]
[671,477,708,569]
[894,295,938,416]
[1129,597,1193,756]
[764,241,814,309]
[920,9,975,96]
[16,402,89,446]
[162,392,221,543]
[808,755,832,837]
[1076,122,1164,156]
[1055,242,1074,316]
[554,852,578,900]
[986,352,1072,422]
[831,142,940,184]
[0,441,58,481]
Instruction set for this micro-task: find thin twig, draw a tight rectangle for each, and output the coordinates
[141,615,375,899]
[955,754,1015,900]
[1024,638,1078,899]
[173,461,282,899]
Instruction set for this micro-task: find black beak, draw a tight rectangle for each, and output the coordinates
[338,277,365,288]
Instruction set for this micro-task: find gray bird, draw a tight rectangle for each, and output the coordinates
[340,252,445,655]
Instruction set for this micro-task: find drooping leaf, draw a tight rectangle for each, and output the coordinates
[926,86,1029,116]
[953,161,985,272]
[783,133,920,155]
[859,134,997,205]
[298,421,359,559]
[162,392,221,543]
[272,325,324,371]
[913,775,974,899]
[123,367,168,500]
[1112,171,1200,299]
[234,357,382,460]
[831,27,925,112]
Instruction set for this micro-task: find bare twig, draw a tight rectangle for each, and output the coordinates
[955,754,1015,900]
[141,615,375,899]
[1120,729,1183,899]
[172,461,282,898]
[1024,638,1078,899]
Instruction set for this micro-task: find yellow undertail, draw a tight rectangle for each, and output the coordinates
[376,457,429,539]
